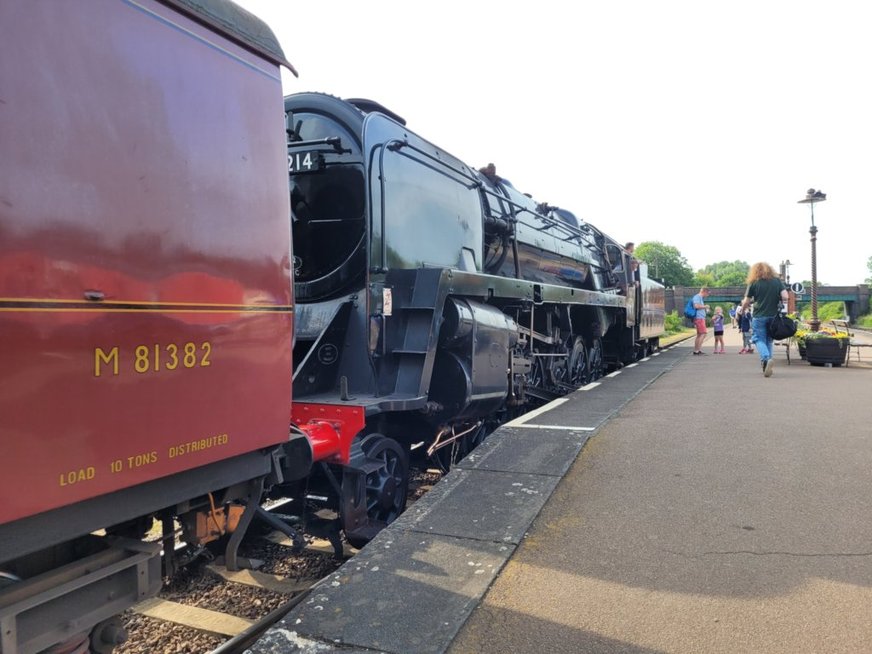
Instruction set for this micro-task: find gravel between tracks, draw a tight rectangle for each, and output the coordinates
[117,543,344,654]
[115,468,443,653]
[117,613,224,654]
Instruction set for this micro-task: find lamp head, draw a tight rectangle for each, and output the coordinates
[798,188,826,204]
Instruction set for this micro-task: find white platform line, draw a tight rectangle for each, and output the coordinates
[606,370,622,378]
[511,424,595,431]
[504,397,569,427]
[639,356,651,362]
[579,382,601,391]
[625,363,639,368]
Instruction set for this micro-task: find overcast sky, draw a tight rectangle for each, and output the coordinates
[237,0,871,286]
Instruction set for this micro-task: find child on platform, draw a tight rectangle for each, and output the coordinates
[738,307,754,353]
[712,306,725,353]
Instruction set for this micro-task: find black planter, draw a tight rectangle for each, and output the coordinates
[805,338,848,367]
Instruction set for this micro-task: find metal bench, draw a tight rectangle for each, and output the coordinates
[773,338,792,364]
[829,320,872,366]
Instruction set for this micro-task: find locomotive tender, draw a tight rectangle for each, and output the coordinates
[0,2,337,652]
[285,93,665,543]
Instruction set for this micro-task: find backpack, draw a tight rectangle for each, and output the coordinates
[683,297,696,320]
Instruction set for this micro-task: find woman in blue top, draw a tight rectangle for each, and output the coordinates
[691,287,710,355]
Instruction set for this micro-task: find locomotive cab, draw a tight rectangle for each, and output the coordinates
[287,105,368,301]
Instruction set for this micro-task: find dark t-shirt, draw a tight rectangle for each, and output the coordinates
[745,278,785,317]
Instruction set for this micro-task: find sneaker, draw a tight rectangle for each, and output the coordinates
[693,351,706,356]
[739,348,746,354]
[764,359,774,377]
[719,349,725,354]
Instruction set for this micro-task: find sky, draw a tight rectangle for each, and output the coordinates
[237,0,871,286]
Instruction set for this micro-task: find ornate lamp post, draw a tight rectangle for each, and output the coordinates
[779,259,792,284]
[797,188,826,331]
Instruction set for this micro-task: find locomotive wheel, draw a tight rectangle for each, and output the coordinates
[466,421,490,451]
[359,435,409,527]
[90,617,128,653]
[567,336,590,387]
[587,338,604,380]
[527,351,546,389]
[549,338,572,389]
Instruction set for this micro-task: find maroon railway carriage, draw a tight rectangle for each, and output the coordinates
[0,2,346,652]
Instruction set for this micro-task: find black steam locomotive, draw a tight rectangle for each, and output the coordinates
[284,93,665,543]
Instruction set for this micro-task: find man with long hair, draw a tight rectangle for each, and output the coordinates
[741,262,789,377]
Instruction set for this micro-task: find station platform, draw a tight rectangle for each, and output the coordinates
[250,327,872,654]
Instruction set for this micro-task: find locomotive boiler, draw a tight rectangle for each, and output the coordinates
[285,93,666,544]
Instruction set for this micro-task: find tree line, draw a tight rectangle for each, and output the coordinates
[635,241,872,289]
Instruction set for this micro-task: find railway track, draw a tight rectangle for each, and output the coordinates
[115,470,441,654]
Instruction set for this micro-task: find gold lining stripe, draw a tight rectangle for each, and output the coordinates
[0,297,293,308]
[0,306,293,313]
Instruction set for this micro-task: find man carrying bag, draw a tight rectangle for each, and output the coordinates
[741,262,789,378]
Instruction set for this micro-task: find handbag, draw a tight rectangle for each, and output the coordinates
[767,313,797,340]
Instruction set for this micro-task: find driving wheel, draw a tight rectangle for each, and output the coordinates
[359,434,409,527]
[567,336,590,386]
[588,338,604,380]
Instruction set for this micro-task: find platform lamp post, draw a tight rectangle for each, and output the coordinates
[798,188,826,332]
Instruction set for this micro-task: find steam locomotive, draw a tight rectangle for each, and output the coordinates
[0,2,662,652]
[284,92,665,544]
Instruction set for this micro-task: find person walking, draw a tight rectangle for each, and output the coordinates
[741,262,788,377]
[691,287,710,355]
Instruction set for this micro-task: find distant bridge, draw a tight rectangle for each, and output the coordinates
[667,285,871,322]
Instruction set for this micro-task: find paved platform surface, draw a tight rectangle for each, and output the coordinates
[250,327,872,654]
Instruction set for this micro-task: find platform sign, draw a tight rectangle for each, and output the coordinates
[790,282,805,295]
